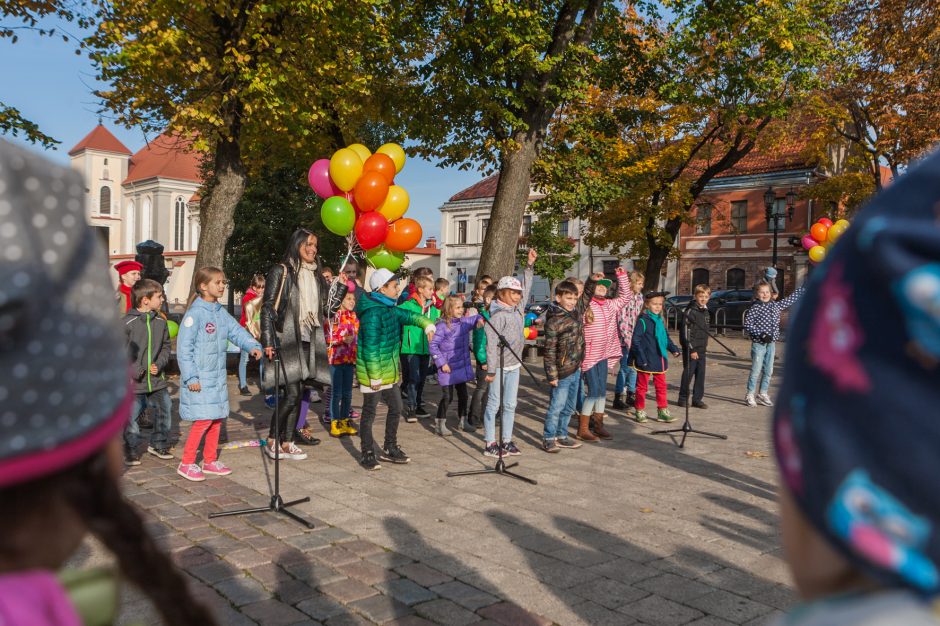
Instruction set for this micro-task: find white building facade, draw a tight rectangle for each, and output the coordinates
[438,175,676,303]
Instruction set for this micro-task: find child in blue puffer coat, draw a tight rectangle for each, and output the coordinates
[176,267,262,482]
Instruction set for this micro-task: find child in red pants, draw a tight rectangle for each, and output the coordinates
[629,292,680,423]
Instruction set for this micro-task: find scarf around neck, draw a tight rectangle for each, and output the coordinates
[298,261,321,334]
[649,311,668,356]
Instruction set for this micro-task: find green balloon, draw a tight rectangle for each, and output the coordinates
[166,320,179,339]
[366,246,405,271]
[321,196,356,236]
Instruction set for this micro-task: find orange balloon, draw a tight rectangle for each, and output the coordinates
[353,171,390,213]
[810,223,828,243]
[363,153,396,185]
[384,218,423,252]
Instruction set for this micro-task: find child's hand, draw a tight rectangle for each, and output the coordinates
[424,326,436,339]
[149,363,158,375]
[343,335,354,344]
[188,382,201,392]
[265,347,276,360]
[371,383,382,391]
[549,380,558,387]
[672,351,681,358]
[441,364,451,373]
[475,319,485,328]
[615,266,626,276]
[481,364,487,371]
[250,349,263,360]
[485,374,495,383]
[690,351,698,360]
[527,248,538,266]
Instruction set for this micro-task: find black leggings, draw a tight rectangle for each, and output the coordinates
[269,342,308,441]
[437,383,468,420]
[468,365,489,423]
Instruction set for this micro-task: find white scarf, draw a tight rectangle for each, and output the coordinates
[298,261,321,339]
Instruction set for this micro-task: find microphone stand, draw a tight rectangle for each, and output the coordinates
[448,311,538,485]
[210,330,315,528]
[652,308,730,449]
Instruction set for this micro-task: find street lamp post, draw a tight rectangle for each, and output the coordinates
[764,187,796,267]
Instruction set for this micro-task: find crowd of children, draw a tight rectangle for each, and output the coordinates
[116,237,811,480]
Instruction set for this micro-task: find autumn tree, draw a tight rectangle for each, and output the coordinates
[86,0,407,286]
[535,0,840,289]
[402,0,639,279]
[516,216,579,282]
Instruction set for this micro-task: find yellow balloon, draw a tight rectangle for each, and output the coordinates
[834,219,850,230]
[347,143,372,164]
[827,222,847,243]
[377,185,410,222]
[376,143,406,173]
[808,245,826,263]
[329,148,363,192]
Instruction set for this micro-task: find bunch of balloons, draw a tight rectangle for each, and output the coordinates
[309,142,423,272]
[524,312,539,340]
[801,217,850,264]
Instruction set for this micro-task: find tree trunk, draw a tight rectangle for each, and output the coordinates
[478,138,540,278]
[191,137,247,293]
[643,215,681,292]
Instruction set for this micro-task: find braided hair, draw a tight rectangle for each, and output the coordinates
[1,450,218,625]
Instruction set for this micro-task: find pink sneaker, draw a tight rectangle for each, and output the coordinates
[202,461,232,476]
[177,463,206,482]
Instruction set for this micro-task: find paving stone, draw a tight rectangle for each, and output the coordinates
[749,585,796,611]
[214,576,273,607]
[532,561,597,589]
[286,532,338,552]
[225,547,272,569]
[296,592,348,621]
[189,559,241,584]
[312,526,355,543]
[319,578,379,603]
[635,573,715,604]
[684,590,774,624]
[341,539,387,557]
[248,563,296,589]
[395,563,453,588]
[185,525,221,542]
[324,614,374,626]
[367,551,415,569]
[337,559,398,586]
[687,617,737,626]
[386,616,437,626]
[569,577,648,609]
[311,545,361,567]
[241,599,309,626]
[413,599,481,626]
[349,593,414,623]
[699,567,776,598]
[429,581,499,611]
[374,578,438,606]
[477,601,553,626]
[280,560,346,587]
[568,600,639,626]
[617,594,704,626]
[275,578,318,605]
[587,558,661,585]
[549,545,620,568]
[175,546,218,569]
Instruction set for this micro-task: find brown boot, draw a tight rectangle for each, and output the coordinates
[575,414,598,442]
[590,413,612,440]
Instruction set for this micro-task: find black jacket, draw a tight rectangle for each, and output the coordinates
[679,303,710,353]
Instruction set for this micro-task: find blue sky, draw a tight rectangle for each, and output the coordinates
[0,18,485,240]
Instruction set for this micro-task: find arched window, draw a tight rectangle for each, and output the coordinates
[124,201,136,253]
[691,268,710,292]
[727,267,745,289]
[174,196,187,251]
[99,186,111,215]
[141,197,152,241]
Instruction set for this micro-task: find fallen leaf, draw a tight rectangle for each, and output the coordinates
[745,450,769,458]
[640,507,654,513]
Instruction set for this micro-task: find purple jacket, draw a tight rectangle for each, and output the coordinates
[429,312,480,387]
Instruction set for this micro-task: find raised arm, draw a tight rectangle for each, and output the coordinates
[778,285,806,310]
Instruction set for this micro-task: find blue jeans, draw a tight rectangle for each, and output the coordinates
[544,370,581,440]
[483,367,520,443]
[403,354,430,410]
[330,364,354,422]
[581,359,609,415]
[238,349,265,389]
[747,341,776,395]
[124,387,172,450]
[615,349,637,394]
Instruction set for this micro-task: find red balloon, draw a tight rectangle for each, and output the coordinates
[353,171,390,212]
[363,153,396,185]
[385,218,423,252]
[355,212,388,250]
[817,217,833,228]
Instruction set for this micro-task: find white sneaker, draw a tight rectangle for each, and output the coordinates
[756,393,774,407]
[284,441,308,460]
[745,394,757,407]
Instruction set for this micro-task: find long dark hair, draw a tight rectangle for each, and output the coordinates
[2,450,217,625]
[281,228,318,271]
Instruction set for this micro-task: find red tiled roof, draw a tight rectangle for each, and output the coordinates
[68,124,132,156]
[712,138,815,179]
[189,192,201,203]
[449,174,499,201]
[406,246,441,256]
[124,133,203,185]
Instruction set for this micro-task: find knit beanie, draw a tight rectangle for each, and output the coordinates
[773,149,940,596]
[0,140,130,488]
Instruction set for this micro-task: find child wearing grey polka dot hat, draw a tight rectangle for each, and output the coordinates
[0,140,217,625]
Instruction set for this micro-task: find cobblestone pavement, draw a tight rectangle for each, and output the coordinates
[76,336,794,625]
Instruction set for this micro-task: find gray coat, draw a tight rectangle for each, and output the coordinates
[485,265,533,370]
[260,262,346,388]
[122,309,171,394]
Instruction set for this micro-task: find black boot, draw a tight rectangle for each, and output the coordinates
[626,391,636,408]
[612,393,625,410]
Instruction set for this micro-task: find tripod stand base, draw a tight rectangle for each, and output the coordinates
[448,459,537,485]
[652,421,727,449]
[209,495,315,529]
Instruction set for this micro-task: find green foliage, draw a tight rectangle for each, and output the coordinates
[224,165,345,292]
[516,216,579,281]
[0,103,58,148]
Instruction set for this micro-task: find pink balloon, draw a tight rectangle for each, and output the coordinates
[801,234,817,251]
[308,159,342,199]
